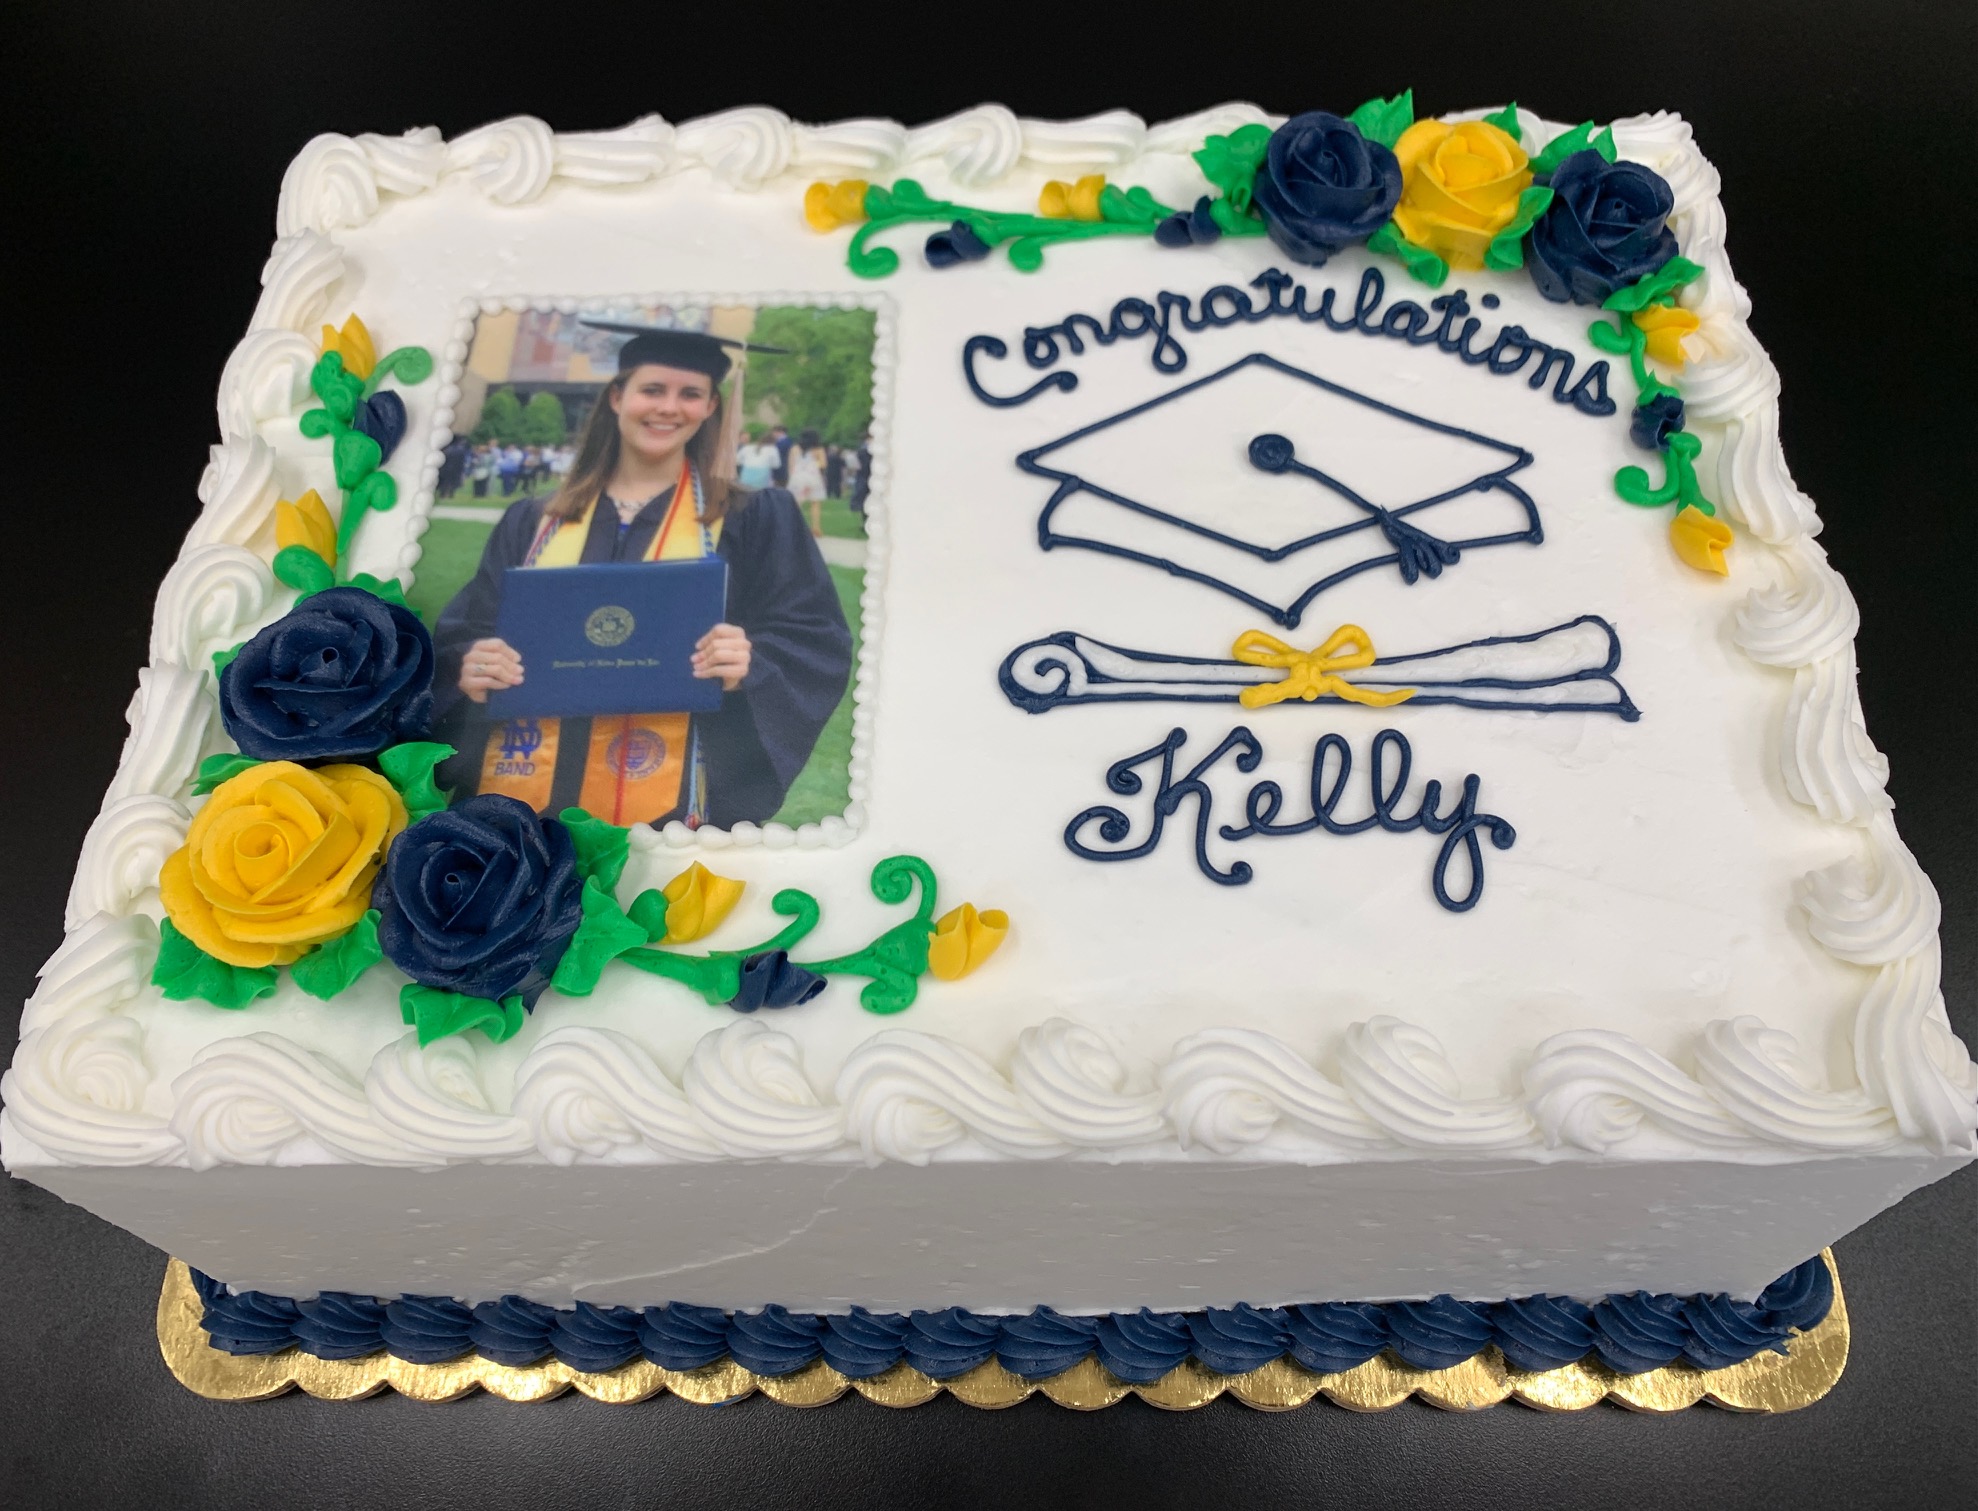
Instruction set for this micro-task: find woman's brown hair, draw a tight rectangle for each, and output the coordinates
[542,368,737,523]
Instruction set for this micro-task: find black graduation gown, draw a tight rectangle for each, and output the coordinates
[431,486,852,827]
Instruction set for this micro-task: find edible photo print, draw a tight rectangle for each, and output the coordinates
[421,301,881,831]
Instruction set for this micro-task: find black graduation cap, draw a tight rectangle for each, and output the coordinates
[1020,353,1543,628]
[578,321,790,383]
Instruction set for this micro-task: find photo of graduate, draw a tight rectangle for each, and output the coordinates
[426,305,870,831]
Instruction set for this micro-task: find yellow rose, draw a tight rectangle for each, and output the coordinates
[927,902,1009,981]
[1391,119,1533,270]
[159,762,408,967]
[274,489,338,568]
[320,314,376,380]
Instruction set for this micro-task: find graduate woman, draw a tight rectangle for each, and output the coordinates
[431,324,853,829]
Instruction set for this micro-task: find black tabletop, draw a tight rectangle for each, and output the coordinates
[5,3,1974,1505]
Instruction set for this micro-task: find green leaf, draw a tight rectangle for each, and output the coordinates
[272,544,336,595]
[1482,102,1522,142]
[192,752,259,796]
[1482,185,1556,271]
[399,983,526,1045]
[1192,123,1273,211]
[861,183,894,218]
[341,572,413,612]
[211,641,244,677]
[297,407,335,440]
[1591,125,1618,163]
[557,807,631,891]
[627,888,670,944]
[351,469,397,514]
[151,918,279,1010]
[1366,221,1449,288]
[1347,90,1415,149]
[310,353,363,423]
[1100,184,1171,225]
[550,878,651,997]
[1603,255,1705,313]
[290,911,384,1000]
[884,179,941,215]
[1206,197,1266,236]
[377,741,455,821]
[332,428,384,491]
[366,346,434,391]
[1531,122,1602,177]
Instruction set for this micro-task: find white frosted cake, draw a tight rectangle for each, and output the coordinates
[4,98,1970,1378]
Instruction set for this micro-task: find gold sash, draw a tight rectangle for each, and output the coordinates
[478,470,723,826]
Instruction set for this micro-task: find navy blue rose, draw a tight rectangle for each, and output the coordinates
[1527,150,1679,305]
[925,222,991,268]
[373,795,583,1006]
[1630,392,1686,451]
[1250,112,1402,266]
[729,950,826,1013]
[219,586,434,762]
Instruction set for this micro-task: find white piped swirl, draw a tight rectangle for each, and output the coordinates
[447,116,559,205]
[149,545,274,670]
[903,105,1024,187]
[674,106,794,190]
[64,796,187,931]
[248,230,344,334]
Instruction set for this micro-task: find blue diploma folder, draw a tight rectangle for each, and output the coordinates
[489,558,729,718]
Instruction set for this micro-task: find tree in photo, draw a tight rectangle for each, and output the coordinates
[747,307,877,446]
[474,387,524,445]
[519,391,567,447]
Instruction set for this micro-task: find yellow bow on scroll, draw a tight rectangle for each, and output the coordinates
[1232,625,1419,711]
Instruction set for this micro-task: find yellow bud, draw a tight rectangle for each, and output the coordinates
[1038,180,1074,218]
[1669,504,1732,576]
[274,489,338,568]
[1634,303,1701,367]
[1067,175,1107,222]
[659,862,746,944]
[321,314,377,379]
[926,902,1009,982]
[804,180,869,231]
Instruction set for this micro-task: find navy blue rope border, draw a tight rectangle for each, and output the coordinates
[192,1256,1831,1382]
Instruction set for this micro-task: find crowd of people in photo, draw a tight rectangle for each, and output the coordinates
[439,421,871,538]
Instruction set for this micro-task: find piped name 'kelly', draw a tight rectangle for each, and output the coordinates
[1062,725,1516,912]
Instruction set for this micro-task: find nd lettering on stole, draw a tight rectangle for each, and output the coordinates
[479,469,717,825]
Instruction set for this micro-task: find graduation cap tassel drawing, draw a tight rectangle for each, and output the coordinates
[1247,433,1460,585]
[1020,354,1544,628]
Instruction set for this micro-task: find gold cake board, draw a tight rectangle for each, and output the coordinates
[156,1252,1847,1413]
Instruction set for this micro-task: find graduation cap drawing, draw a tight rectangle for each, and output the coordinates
[1020,353,1543,628]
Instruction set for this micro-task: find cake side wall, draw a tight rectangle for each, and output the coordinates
[13,1144,1963,1311]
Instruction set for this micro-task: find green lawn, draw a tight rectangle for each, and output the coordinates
[404,515,861,828]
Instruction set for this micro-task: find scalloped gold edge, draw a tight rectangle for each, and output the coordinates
[156,1252,1847,1412]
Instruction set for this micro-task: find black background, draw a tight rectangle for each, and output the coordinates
[4,2,1974,1505]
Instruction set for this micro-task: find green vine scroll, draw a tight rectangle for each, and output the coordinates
[545,811,1003,1023]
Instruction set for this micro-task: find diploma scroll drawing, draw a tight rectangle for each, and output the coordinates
[1019,353,1544,629]
[1000,617,1639,720]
